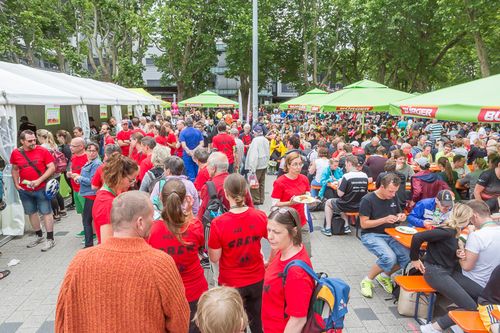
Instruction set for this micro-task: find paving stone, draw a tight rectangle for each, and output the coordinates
[0,322,22,333]
[354,307,378,321]
[35,321,54,333]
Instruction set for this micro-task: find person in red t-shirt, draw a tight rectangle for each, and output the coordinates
[271,151,312,257]
[130,132,146,165]
[239,124,253,156]
[163,122,178,156]
[192,148,210,192]
[208,174,267,333]
[212,122,236,173]
[116,119,132,156]
[138,136,156,182]
[10,130,56,251]
[262,207,314,333]
[148,179,207,333]
[155,124,169,147]
[130,117,146,136]
[92,153,138,244]
[68,137,88,217]
[100,123,115,146]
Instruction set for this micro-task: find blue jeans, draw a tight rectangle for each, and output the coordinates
[183,155,198,182]
[310,179,321,197]
[18,188,52,215]
[361,233,410,272]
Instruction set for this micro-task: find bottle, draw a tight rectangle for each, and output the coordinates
[432,210,441,225]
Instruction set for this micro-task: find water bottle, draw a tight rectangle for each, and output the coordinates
[432,210,441,225]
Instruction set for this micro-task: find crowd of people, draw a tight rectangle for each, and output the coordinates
[3,109,500,333]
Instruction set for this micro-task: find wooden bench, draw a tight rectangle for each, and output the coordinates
[394,275,437,324]
[344,212,360,239]
[449,311,488,333]
[311,185,321,190]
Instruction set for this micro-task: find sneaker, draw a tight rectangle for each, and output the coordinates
[344,225,352,234]
[375,274,394,294]
[75,231,85,238]
[450,325,464,333]
[67,204,75,210]
[53,214,61,222]
[200,257,211,269]
[321,228,332,237]
[27,236,45,248]
[41,239,56,252]
[420,323,441,333]
[360,279,374,298]
[60,210,67,217]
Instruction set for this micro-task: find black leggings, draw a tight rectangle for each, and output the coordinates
[237,280,264,333]
[424,263,483,329]
[188,300,201,333]
[51,175,66,215]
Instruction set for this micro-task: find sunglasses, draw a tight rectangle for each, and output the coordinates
[270,206,298,226]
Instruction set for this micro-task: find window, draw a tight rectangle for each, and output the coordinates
[145,58,154,66]
[147,80,161,87]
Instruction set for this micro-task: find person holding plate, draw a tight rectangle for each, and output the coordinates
[271,152,312,256]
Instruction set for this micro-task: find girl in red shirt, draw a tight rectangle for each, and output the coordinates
[92,153,138,244]
[148,179,207,333]
[208,174,268,333]
[271,152,312,256]
[262,207,314,333]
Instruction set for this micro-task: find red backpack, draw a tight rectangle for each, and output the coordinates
[49,149,68,174]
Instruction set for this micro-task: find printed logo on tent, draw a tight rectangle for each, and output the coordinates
[185,103,202,107]
[478,107,500,122]
[336,106,373,111]
[400,105,438,118]
[217,104,235,108]
[287,104,307,111]
[311,106,320,112]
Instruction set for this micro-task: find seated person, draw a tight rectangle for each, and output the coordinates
[474,153,500,212]
[415,144,434,164]
[309,147,330,197]
[318,157,343,200]
[453,154,470,179]
[435,142,455,164]
[377,159,407,209]
[458,157,487,199]
[407,190,454,228]
[359,173,408,298]
[322,155,368,236]
[477,265,500,333]
[365,146,388,181]
[436,156,460,200]
[410,157,450,207]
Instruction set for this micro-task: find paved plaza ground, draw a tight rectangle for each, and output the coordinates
[0,176,423,333]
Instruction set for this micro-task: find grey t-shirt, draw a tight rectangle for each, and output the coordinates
[463,225,500,287]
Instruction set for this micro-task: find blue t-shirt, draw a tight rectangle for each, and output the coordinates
[179,127,203,150]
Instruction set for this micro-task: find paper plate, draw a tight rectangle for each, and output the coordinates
[395,226,418,235]
[294,195,316,204]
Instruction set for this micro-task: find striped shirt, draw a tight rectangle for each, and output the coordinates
[426,123,444,141]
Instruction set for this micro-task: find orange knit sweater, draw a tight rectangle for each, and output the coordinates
[55,237,189,333]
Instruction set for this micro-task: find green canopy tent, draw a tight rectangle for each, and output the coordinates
[278,88,328,112]
[390,74,500,123]
[178,90,239,108]
[318,79,414,132]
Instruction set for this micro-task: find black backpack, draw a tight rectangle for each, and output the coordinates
[201,181,227,249]
[146,167,166,194]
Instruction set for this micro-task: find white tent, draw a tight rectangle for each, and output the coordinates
[0,61,161,236]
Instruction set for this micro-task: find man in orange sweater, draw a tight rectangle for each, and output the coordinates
[55,191,189,333]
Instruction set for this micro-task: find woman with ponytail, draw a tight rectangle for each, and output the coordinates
[92,153,138,244]
[148,179,207,333]
[208,173,268,333]
[411,203,484,333]
[437,156,461,200]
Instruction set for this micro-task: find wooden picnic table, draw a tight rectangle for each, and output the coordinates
[385,227,427,249]
[492,309,500,320]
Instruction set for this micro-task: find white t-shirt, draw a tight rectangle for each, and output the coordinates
[463,225,500,287]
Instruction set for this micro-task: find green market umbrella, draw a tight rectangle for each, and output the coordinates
[318,79,414,132]
[178,90,239,108]
[279,88,328,112]
[390,74,500,123]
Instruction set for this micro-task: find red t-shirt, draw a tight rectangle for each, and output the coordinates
[91,164,104,189]
[208,208,267,288]
[131,151,146,165]
[240,133,253,155]
[147,218,207,302]
[155,135,168,146]
[145,132,154,138]
[138,155,154,181]
[104,135,115,145]
[92,188,116,243]
[193,165,210,192]
[10,146,55,191]
[271,174,310,226]
[70,153,88,193]
[197,173,254,220]
[116,130,132,156]
[262,247,314,333]
[212,133,236,164]
[131,128,146,136]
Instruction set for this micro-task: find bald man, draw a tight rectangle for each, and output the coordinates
[68,137,88,218]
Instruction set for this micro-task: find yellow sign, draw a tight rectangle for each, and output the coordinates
[45,105,60,125]
[99,105,108,119]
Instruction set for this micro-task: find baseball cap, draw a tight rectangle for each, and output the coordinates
[415,157,429,168]
[436,190,454,207]
[351,140,360,147]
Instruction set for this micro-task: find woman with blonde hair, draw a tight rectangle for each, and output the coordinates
[194,286,248,333]
[411,202,484,333]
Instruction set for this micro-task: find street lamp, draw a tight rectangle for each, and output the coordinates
[252,0,258,126]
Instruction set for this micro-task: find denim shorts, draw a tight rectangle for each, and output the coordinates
[18,188,52,215]
[361,233,410,272]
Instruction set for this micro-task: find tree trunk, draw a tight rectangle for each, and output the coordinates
[176,80,185,101]
[239,74,250,122]
[311,0,318,85]
[471,31,490,77]
[300,0,309,87]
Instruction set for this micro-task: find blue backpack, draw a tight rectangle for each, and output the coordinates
[283,260,350,333]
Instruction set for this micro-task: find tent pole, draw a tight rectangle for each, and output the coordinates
[361,112,365,134]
